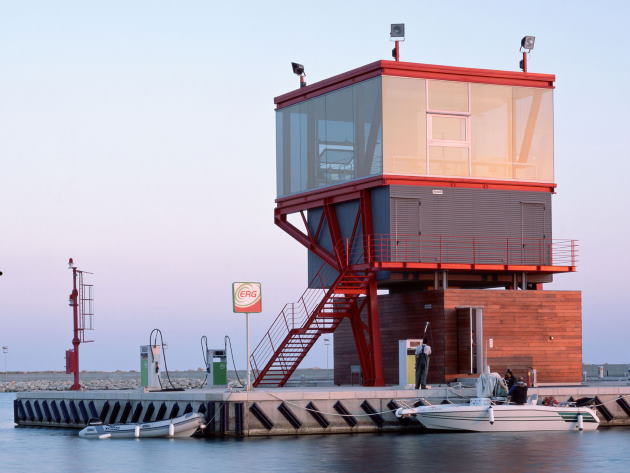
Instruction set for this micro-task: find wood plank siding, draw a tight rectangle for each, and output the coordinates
[333,289,581,385]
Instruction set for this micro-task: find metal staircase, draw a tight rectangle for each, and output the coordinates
[250,264,371,387]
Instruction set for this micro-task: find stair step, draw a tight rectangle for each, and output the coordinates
[254,270,374,387]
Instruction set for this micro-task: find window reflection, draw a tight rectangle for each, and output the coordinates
[276,75,554,197]
[276,77,383,197]
[382,78,554,184]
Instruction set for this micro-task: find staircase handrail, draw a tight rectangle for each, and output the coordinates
[250,261,341,380]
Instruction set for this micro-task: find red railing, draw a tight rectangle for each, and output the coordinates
[341,234,578,268]
[249,263,340,382]
[251,233,577,384]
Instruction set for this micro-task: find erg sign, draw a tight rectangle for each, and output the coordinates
[232,282,262,313]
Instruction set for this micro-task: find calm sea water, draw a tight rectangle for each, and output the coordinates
[2,392,630,473]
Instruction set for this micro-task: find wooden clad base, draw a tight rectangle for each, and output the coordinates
[333,289,582,385]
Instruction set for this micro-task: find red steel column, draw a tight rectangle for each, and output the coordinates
[366,275,384,386]
[359,190,374,265]
[349,309,373,385]
[323,201,344,268]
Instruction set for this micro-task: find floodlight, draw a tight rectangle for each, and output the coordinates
[390,23,405,40]
[291,62,305,76]
[521,36,535,51]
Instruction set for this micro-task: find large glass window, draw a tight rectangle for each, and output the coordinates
[277,75,554,197]
[512,87,554,182]
[382,76,426,175]
[276,77,382,197]
[426,81,471,177]
[427,80,469,112]
[381,77,554,183]
[471,83,512,179]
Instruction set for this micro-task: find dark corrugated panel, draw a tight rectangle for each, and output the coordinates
[389,186,552,265]
[389,186,551,238]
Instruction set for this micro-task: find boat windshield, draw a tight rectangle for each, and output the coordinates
[476,373,509,398]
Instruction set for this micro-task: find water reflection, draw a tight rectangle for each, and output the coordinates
[2,394,630,473]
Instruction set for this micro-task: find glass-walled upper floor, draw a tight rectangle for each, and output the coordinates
[276,77,383,197]
[276,75,553,197]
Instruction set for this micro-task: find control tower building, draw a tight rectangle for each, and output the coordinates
[250,39,580,387]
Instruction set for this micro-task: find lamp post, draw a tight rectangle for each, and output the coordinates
[2,346,7,383]
[390,23,405,61]
[324,338,330,371]
[291,62,306,88]
[519,35,535,72]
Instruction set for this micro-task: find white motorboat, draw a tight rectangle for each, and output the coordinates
[78,412,205,439]
[395,397,599,432]
[395,373,600,432]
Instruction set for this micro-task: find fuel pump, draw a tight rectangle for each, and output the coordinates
[140,344,161,389]
[205,348,227,387]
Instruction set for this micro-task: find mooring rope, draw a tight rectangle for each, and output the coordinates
[264,392,625,417]
[586,395,624,408]
[266,392,400,417]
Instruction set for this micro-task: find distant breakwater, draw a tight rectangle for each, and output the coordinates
[0,376,206,392]
[0,368,333,392]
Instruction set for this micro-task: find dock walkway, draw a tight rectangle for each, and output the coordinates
[14,385,630,435]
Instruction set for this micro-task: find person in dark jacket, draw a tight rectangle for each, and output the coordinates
[504,369,516,390]
[508,378,528,405]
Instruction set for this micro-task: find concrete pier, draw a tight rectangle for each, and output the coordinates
[14,385,630,436]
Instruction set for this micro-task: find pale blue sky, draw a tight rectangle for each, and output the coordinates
[1,0,629,371]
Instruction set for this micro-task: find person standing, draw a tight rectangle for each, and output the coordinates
[504,369,516,390]
[414,339,432,389]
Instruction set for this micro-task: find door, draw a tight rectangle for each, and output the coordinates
[392,198,421,262]
[520,203,546,265]
[456,308,473,374]
[456,307,484,374]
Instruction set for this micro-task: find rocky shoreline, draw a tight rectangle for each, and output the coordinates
[0,378,207,392]
[0,374,208,392]
[0,369,333,392]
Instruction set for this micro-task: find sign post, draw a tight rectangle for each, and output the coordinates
[232,282,262,391]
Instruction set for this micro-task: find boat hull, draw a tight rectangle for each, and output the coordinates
[78,412,204,439]
[412,405,599,432]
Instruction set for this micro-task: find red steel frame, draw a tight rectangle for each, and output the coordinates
[274,189,386,386]
[275,60,555,110]
[272,178,574,387]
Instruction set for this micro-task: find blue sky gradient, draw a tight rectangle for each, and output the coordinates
[1,0,629,371]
